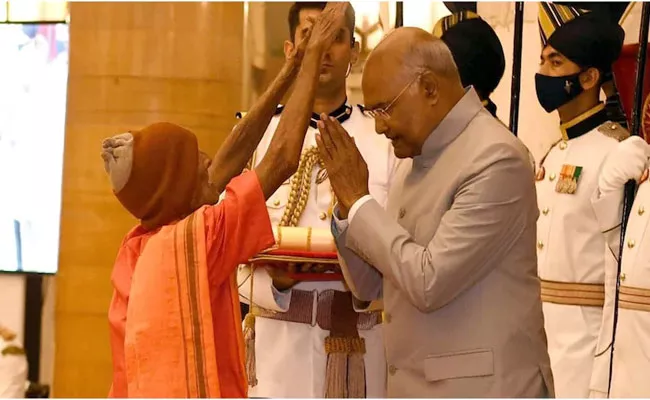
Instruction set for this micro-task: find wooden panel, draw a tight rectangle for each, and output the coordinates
[53,1,244,397]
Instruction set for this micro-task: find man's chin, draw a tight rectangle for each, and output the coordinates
[318,72,333,84]
[391,141,413,159]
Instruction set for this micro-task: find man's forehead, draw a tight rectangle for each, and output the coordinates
[298,8,322,24]
[541,45,564,59]
[362,62,399,107]
[297,8,348,31]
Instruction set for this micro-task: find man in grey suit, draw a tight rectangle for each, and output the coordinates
[314,27,554,398]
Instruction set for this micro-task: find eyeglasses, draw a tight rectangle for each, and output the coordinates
[364,74,421,120]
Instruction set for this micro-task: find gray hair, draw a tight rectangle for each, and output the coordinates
[402,34,461,83]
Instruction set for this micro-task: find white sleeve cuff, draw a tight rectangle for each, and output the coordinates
[349,195,373,223]
[270,285,292,312]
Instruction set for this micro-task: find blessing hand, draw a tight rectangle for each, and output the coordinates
[315,115,370,219]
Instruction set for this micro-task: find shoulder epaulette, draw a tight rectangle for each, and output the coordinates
[2,345,25,356]
[598,121,630,142]
[235,105,284,120]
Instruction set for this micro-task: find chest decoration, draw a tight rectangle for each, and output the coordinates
[536,166,546,181]
[555,164,583,194]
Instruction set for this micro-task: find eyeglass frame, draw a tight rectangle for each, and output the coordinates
[364,73,422,120]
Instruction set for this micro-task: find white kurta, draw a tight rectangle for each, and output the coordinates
[0,333,27,398]
[237,106,396,398]
[536,122,624,398]
[610,177,650,397]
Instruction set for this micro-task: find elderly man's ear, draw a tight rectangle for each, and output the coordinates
[420,71,440,106]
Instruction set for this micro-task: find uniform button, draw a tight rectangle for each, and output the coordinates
[383,312,392,324]
[549,173,556,181]
[399,208,406,219]
[620,272,627,282]
[388,365,397,375]
[318,212,327,220]
[537,241,544,250]
[559,141,568,150]
[273,199,280,206]
[628,239,636,249]
[639,206,645,216]
[542,207,549,215]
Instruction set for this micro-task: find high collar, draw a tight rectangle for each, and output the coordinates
[309,100,352,129]
[560,103,608,141]
[414,86,483,169]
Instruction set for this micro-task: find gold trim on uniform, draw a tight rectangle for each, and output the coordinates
[619,285,650,312]
[597,121,630,142]
[559,103,605,141]
[540,279,605,307]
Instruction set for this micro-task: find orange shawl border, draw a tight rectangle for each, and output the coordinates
[171,210,220,398]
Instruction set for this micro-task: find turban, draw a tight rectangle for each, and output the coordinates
[538,2,625,73]
[101,122,199,230]
[433,11,506,101]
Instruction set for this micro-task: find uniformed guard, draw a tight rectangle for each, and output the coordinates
[236,2,396,398]
[0,324,27,398]
[605,19,650,396]
[535,2,626,397]
[598,135,650,397]
[432,9,505,118]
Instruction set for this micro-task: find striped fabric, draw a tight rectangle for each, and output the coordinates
[538,2,589,47]
[432,10,480,38]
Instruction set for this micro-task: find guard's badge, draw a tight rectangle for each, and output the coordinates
[536,166,545,181]
[555,164,583,194]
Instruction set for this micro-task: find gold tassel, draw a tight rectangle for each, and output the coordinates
[244,265,258,387]
[243,313,258,387]
[324,336,366,398]
[325,351,349,398]
[347,352,366,398]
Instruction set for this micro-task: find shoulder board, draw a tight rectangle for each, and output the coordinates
[598,121,630,142]
[1,345,24,356]
[235,105,284,120]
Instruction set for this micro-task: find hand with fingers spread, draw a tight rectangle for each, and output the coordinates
[316,115,370,219]
[307,2,349,50]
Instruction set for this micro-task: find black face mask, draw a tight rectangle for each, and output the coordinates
[535,72,584,113]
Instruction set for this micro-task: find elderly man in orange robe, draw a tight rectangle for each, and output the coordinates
[101,4,348,398]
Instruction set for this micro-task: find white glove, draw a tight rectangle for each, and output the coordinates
[599,136,650,195]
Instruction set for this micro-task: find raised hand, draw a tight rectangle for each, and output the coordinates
[307,2,349,50]
[286,24,313,70]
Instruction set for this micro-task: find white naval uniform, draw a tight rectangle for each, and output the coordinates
[237,105,396,398]
[0,329,27,398]
[609,174,650,397]
[536,110,627,398]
